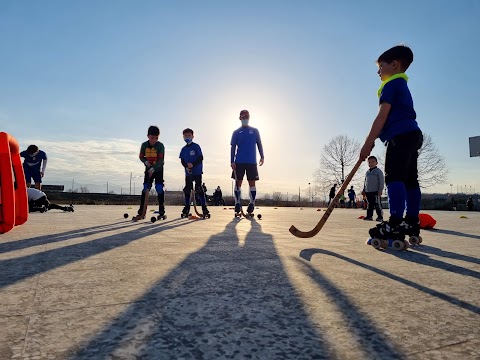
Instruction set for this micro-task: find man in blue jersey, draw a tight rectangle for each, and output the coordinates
[179,128,209,217]
[231,110,265,214]
[360,45,423,241]
[20,145,48,190]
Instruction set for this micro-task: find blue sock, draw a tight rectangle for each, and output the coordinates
[405,187,421,218]
[387,181,406,219]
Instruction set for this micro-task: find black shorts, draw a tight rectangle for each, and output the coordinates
[184,174,204,193]
[385,130,423,188]
[232,163,259,181]
[143,169,164,187]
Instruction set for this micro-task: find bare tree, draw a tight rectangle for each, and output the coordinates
[79,186,89,193]
[272,192,283,204]
[313,135,363,196]
[418,134,448,188]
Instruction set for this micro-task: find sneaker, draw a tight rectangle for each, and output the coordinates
[247,203,254,214]
[234,203,242,213]
[363,217,373,221]
[369,220,405,240]
[375,217,383,222]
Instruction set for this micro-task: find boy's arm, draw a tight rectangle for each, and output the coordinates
[153,143,165,171]
[41,159,47,176]
[138,143,148,164]
[191,144,203,166]
[256,130,264,165]
[230,132,237,168]
[359,103,391,160]
[191,155,203,167]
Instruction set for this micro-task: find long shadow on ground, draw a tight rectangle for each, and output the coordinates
[0,218,189,289]
[425,228,480,240]
[300,249,480,315]
[71,219,334,359]
[0,220,138,254]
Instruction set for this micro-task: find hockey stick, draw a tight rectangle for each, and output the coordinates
[289,159,363,238]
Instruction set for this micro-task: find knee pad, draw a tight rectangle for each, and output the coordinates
[155,183,164,194]
[143,183,149,191]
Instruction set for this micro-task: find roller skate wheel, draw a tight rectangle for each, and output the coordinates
[371,238,382,249]
[392,240,407,251]
[150,216,157,223]
[380,240,388,248]
[409,235,421,245]
[257,214,262,219]
[205,214,211,219]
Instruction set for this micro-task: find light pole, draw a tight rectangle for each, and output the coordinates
[130,173,142,195]
[308,183,311,207]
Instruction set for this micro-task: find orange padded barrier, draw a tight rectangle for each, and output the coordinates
[0,132,28,234]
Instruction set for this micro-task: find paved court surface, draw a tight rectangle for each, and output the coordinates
[1,205,479,359]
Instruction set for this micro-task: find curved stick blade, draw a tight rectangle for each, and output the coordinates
[289,159,363,239]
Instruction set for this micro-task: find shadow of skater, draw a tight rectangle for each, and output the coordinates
[294,255,406,359]
[299,249,480,316]
[71,219,332,359]
[425,228,480,241]
[0,219,188,289]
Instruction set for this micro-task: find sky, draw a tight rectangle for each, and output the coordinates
[1,0,479,199]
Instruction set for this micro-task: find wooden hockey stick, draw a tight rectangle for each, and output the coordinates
[289,159,363,238]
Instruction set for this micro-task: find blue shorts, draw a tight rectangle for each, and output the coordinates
[24,167,42,184]
[232,163,259,181]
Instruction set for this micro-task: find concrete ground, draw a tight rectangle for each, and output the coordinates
[0,205,479,360]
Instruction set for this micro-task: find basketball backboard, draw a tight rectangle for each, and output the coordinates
[469,136,480,157]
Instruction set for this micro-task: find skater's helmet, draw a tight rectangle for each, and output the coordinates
[239,110,249,119]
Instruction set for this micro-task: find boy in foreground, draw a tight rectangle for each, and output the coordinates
[359,45,423,240]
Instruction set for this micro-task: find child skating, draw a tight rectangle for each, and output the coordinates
[134,125,166,221]
[179,128,210,218]
[230,109,264,216]
[359,45,423,249]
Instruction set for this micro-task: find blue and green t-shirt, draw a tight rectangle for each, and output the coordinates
[378,75,420,143]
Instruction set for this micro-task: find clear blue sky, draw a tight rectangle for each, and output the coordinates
[1,0,479,197]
